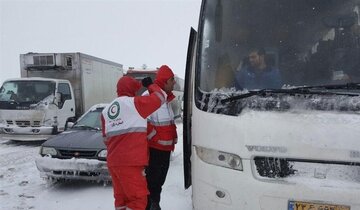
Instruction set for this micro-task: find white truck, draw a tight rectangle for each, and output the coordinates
[0,52,123,141]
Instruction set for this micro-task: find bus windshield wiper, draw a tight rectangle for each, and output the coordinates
[292,82,360,90]
[221,88,360,103]
[221,89,300,103]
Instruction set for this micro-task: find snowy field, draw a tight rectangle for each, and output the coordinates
[0,122,192,210]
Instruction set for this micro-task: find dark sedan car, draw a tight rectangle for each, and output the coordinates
[35,104,110,182]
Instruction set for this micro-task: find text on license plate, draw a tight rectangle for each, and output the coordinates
[288,201,350,210]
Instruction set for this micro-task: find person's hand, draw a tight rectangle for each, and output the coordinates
[142,77,153,88]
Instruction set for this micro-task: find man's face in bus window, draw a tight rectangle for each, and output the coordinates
[164,77,175,92]
[249,51,265,69]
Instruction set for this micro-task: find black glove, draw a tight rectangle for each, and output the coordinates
[142,77,153,88]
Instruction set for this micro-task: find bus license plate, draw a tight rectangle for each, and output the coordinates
[288,200,350,210]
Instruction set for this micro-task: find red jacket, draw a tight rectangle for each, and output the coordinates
[101,78,165,167]
[144,89,177,151]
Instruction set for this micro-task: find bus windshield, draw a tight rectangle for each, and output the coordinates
[197,0,360,114]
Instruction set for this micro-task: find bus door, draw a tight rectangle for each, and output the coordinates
[183,27,197,189]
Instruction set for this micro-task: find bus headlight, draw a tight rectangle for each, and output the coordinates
[195,146,243,171]
[40,146,57,156]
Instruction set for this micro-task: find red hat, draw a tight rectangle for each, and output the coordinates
[116,76,141,97]
[155,65,174,89]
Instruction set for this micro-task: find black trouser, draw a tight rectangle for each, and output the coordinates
[146,148,171,204]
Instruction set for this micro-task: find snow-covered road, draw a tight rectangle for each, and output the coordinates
[0,123,192,210]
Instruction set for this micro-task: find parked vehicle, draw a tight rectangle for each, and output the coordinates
[0,52,123,141]
[184,0,360,210]
[35,103,109,182]
[125,68,184,119]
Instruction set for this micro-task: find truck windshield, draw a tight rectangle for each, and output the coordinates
[196,0,360,114]
[0,81,56,104]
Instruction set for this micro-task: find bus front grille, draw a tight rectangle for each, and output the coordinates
[253,156,360,184]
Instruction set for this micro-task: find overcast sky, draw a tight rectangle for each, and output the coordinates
[0,0,201,85]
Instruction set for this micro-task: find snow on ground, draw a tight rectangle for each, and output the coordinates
[0,122,192,210]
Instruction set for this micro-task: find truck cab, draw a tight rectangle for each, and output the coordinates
[0,78,75,141]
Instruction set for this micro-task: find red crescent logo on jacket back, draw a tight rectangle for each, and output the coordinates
[108,101,120,120]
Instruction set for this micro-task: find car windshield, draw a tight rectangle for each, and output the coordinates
[73,108,103,130]
[196,0,360,114]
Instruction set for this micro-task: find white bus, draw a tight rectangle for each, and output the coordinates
[125,69,184,119]
[183,1,360,209]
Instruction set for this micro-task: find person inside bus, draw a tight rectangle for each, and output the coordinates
[234,47,282,90]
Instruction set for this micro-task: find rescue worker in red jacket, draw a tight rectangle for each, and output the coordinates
[144,65,177,210]
[101,76,166,210]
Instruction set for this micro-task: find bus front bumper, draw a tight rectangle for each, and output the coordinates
[192,148,360,210]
